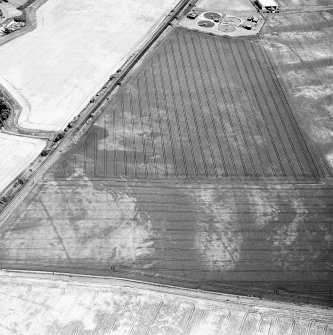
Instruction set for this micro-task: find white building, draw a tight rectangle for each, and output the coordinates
[257,0,279,12]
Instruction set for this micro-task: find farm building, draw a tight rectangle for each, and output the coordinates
[256,0,278,12]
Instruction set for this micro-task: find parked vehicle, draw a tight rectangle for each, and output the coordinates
[187,11,198,19]
[243,23,253,30]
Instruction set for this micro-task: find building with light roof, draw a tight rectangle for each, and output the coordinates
[257,0,278,12]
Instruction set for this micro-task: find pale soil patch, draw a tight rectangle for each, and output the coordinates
[0,0,179,131]
[0,132,45,192]
[250,188,279,227]
[2,174,156,265]
[191,188,242,271]
[325,152,333,167]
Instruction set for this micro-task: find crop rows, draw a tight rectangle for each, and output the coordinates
[2,180,332,302]
[51,29,322,181]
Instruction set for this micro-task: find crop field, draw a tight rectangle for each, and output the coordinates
[0,274,332,335]
[50,29,326,180]
[196,0,256,13]
[275,0,333,9]
[1,179,332,302]
[0,27,332,305]
[0,0,179,131]
[0,133,45,192]
[261,10,333,174]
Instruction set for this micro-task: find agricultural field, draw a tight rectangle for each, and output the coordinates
[275,0,333,9]
[0,132,45,192]
[196,0,256,13]
[0,0,179,131]
[1,273,332,335]
[50,29,329,180]
[1,28,332,306]
[1,179,332,303]
[261,10,333,172]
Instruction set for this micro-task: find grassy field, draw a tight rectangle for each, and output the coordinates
[261,10,333,174]
[1,27,332,305]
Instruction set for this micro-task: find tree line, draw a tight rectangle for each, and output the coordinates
[0,96,10,128]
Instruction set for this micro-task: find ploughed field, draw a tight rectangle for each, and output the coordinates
[1,29,332,305]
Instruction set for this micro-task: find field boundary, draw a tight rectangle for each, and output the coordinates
[2,269,333,314]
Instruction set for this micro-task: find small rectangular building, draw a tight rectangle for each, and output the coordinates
[257,0,279,12]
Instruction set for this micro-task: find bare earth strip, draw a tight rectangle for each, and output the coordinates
[0,271,331,335]
[0,133,45,192]
[0,0,179,131]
